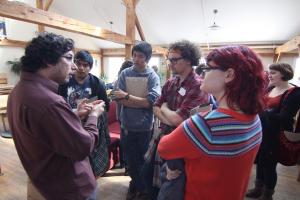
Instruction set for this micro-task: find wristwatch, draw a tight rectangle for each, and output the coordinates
[125,93,130,100]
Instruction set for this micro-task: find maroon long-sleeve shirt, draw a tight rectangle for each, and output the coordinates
[7,72,99,200]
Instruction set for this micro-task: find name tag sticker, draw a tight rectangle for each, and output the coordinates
[178,87,186,96]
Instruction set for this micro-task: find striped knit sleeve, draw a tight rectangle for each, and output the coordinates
[182,113,262,157]
[158,123,202,160]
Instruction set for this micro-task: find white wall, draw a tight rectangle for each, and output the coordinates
[0,0,104,85]
[259,54,298,70]
[102,56,163,84]
[0,46,24,85]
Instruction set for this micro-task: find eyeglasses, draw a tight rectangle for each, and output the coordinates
[167,57,184,65]
[74,59,90,68]
[200,64,226,73]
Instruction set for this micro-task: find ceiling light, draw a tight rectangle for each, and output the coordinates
[208,9,221,30]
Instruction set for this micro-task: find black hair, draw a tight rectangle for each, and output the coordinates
[132,41,152,62]
[74,50,93,69]
[21,32,74,73]
[169,40,201,66]
[195,63,206,75]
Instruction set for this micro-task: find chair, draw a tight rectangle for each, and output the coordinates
[0,93,12,138]
[107,101,121,169]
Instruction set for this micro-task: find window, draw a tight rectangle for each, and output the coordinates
[105,56,161,83]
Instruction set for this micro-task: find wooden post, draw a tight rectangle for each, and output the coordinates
[135,13,145,41]
[125,0,136,60]
[36,0,45,32]
[100,49,104,78]
[44,0,54,11]
[275,53,281,63]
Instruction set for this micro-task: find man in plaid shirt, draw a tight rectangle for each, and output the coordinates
[143,40,209,200]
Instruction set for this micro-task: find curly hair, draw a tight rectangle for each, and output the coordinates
[169,40,201,66]
[206,45,266,114]
[269,62,294,81]
[21,32,74,73]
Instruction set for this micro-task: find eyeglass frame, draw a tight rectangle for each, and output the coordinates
[166,57,184,65]
[200,64,227,73]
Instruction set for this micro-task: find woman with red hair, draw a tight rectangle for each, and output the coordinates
[158,45,265,200]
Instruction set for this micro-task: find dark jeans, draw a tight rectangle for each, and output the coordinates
[142,148,160,200]
[256,112,279,190]
[120,125,126,167]
[158,159,185,200]
[256,151,278,189]
[123,129,151,192]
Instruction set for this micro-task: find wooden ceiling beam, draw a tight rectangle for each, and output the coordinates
[0,0,132,45]
[0,38,101,57]
[275,35,300,54]
[152,45,168,55]
[122,0,140,7]
[135,13,145,41]
[36,0,53,32]
[0,38,27,48]
[36,0,45,32]
[44,0,53,11]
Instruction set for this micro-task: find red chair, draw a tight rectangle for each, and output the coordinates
[107,101,121,169]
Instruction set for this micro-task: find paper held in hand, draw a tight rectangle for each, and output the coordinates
[125,77,148,98]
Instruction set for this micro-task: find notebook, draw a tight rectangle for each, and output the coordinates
[125,77,148,98]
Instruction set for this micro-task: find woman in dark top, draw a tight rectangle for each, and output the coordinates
[246,63,300,200]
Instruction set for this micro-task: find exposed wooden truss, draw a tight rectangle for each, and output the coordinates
[0,38,101,57]
[36,0,45,32]
[125,0,136,59]
[135,13,145,41]
[36,0,54,32]
[275,35,300,62]
[0,38,27,48]
[275,36,300,54]
[44,0,53,11]
[0,0,132,45]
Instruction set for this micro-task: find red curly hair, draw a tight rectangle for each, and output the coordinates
[206,45,266,115]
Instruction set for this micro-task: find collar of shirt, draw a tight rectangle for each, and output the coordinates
[175,70,197,88]
[21,71,58,93]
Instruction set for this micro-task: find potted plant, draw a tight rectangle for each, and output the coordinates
[6,59,21,75]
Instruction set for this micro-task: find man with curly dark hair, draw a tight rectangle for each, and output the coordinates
[7,32,105,200]
[143,40,209,200]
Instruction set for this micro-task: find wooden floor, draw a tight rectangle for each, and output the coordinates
[1,136,300,200]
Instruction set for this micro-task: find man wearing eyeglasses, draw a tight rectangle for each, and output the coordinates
[59,50,110,179]
[7,33,105,200]
[143,40,210,200]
